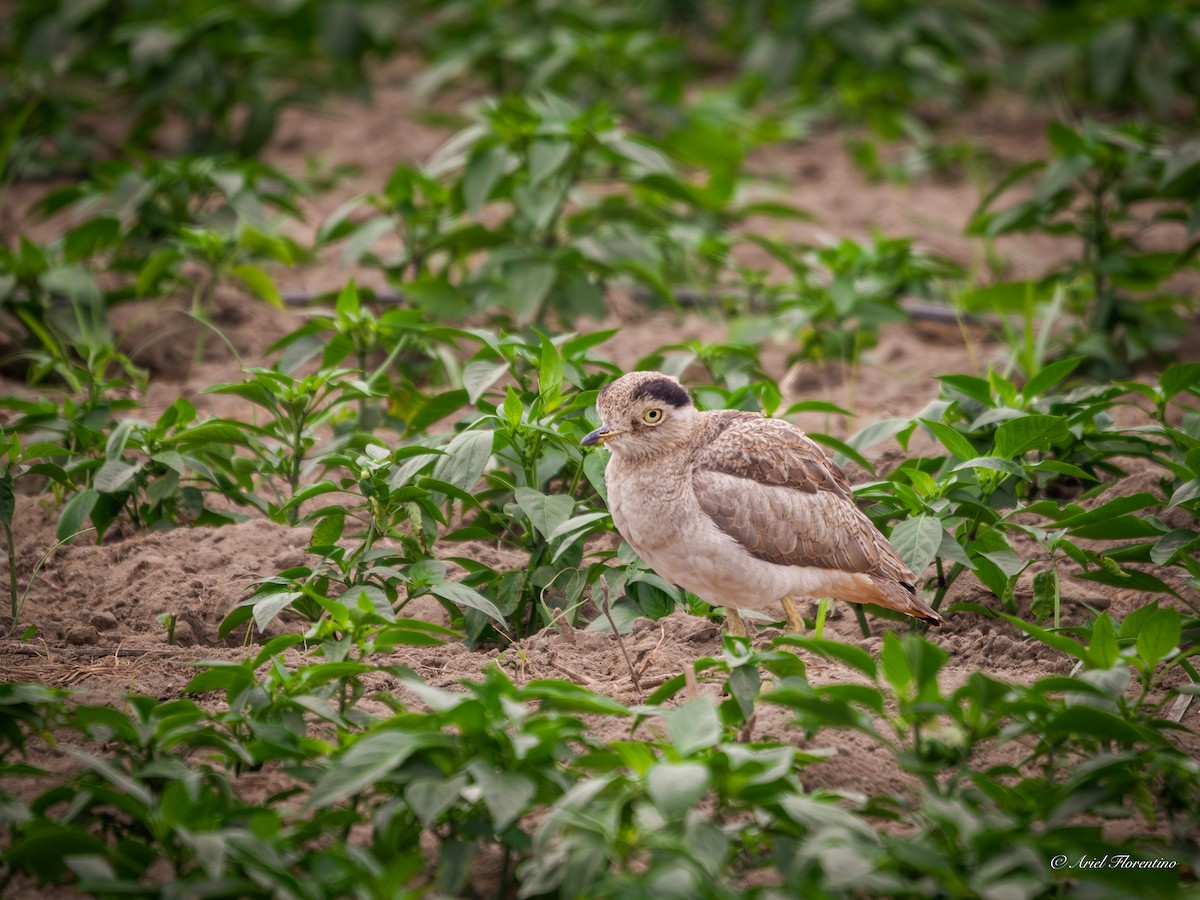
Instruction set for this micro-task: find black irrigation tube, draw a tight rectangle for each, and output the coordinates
[280,290,986,325]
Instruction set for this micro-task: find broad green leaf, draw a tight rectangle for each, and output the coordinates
[307,730,441,810]
[503,261,556,324]
[430,581,509,630]
[536,330,563,410]
[646,761,710,816]
[1022,356,1084,398]
[462,360,507,405]
[1151,529,1199,565]
[311,512,344,547]
[772,636,877,678]
[513,487,574,542]
[880,631,912,698]
[998,613,1089,663]
[431,430,493,492]
[335,279,360,317]
[1161,363,1200,401]
[1045,705,1146,745]
[57,489,99,542]
[462,145,508,215]
[1136,607,1181,668]
[94,458,141,494]
[520,679,630,715]
[1088,612,1119,669]
[1030,568,1059,623]
[252,591,302,631]
[994,414,1069,459]
[665,695,721,755]
[468,762,536,831]
[920,420,976,461]
[528,138,572,185]
[230,263,283,308]
[888,515,943,576]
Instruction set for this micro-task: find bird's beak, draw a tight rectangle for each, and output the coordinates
[582,423,616,446]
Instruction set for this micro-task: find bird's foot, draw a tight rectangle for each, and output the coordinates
[725,607,748,638]
[781,596,805,635]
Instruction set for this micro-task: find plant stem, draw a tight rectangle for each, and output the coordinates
[3,522,17,621]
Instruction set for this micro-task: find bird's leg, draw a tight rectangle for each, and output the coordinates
[726,607,748,637]
[781,597,805,634]
[853,603,871,638]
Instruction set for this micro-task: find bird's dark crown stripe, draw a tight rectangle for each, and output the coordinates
[630,378,691,408]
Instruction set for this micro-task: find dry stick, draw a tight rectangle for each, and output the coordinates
[548,656,594,687]
[598,577,643,700]
[637,623,668,677]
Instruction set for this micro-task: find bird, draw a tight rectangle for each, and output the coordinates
[581,370,943,635]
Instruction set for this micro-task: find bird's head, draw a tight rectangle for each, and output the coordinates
[582,371,697,459]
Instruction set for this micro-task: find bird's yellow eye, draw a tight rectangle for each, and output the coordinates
[642,408,664,425]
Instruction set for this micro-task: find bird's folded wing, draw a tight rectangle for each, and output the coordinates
[692,418,900,576]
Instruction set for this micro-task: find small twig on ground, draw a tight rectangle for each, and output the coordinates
[548,655,595,687]
[599,577,642,700]
[637,623,667,676]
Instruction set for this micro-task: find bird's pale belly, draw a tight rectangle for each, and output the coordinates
[610,476,787,607]
[609,468,854,611]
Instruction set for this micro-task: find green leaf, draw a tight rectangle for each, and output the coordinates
[229,263,283,309]
[665,695,722,755]
[528,138,572,185]
[646,761,709,816]
[1022,357,1084,398]
[94,458,141,494]
[888,515,943,576]
[1161,363,1200,401]
[880,631,912,697]
[771,636,878,679]
[993,414,1069,459]
[520,679,630,715]
[1151,529,1199,565]
[1030,568,1059,622]
[513,487,574,542]
[997,613,1089,664]
[468,762,536,831]
[462,145,508,215]
[1136,607,1181,669]
[1046,705,1146,745]
[430,581,509,631]
[307,730,442,810]
[431,430,493,493]
[462,360,507,405]
[920,420,976,461]
[311,512,345,547]
[536,330,563,411]
[57,489,99,543]
[503,261,556,324]
[1088,612,1119,669]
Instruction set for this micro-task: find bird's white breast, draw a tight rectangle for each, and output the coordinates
[606,451,860,611]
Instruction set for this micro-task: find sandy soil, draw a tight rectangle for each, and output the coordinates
[2,64,1198,824]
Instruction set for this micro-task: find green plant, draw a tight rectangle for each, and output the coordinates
[967,119,1200,375]
[0,429,72,624]
[753,232,962,368]
[325,93,807,325]
[1,0,400,175]
[52,397,257,544]
[35,155,308,364]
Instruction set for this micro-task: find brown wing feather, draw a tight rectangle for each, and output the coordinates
[692,416,911,582]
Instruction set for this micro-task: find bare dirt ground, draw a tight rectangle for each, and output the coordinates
[2,65,1198,812]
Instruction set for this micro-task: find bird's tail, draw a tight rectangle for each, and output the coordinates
[873,577,944,626]
[845,573,944,626]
